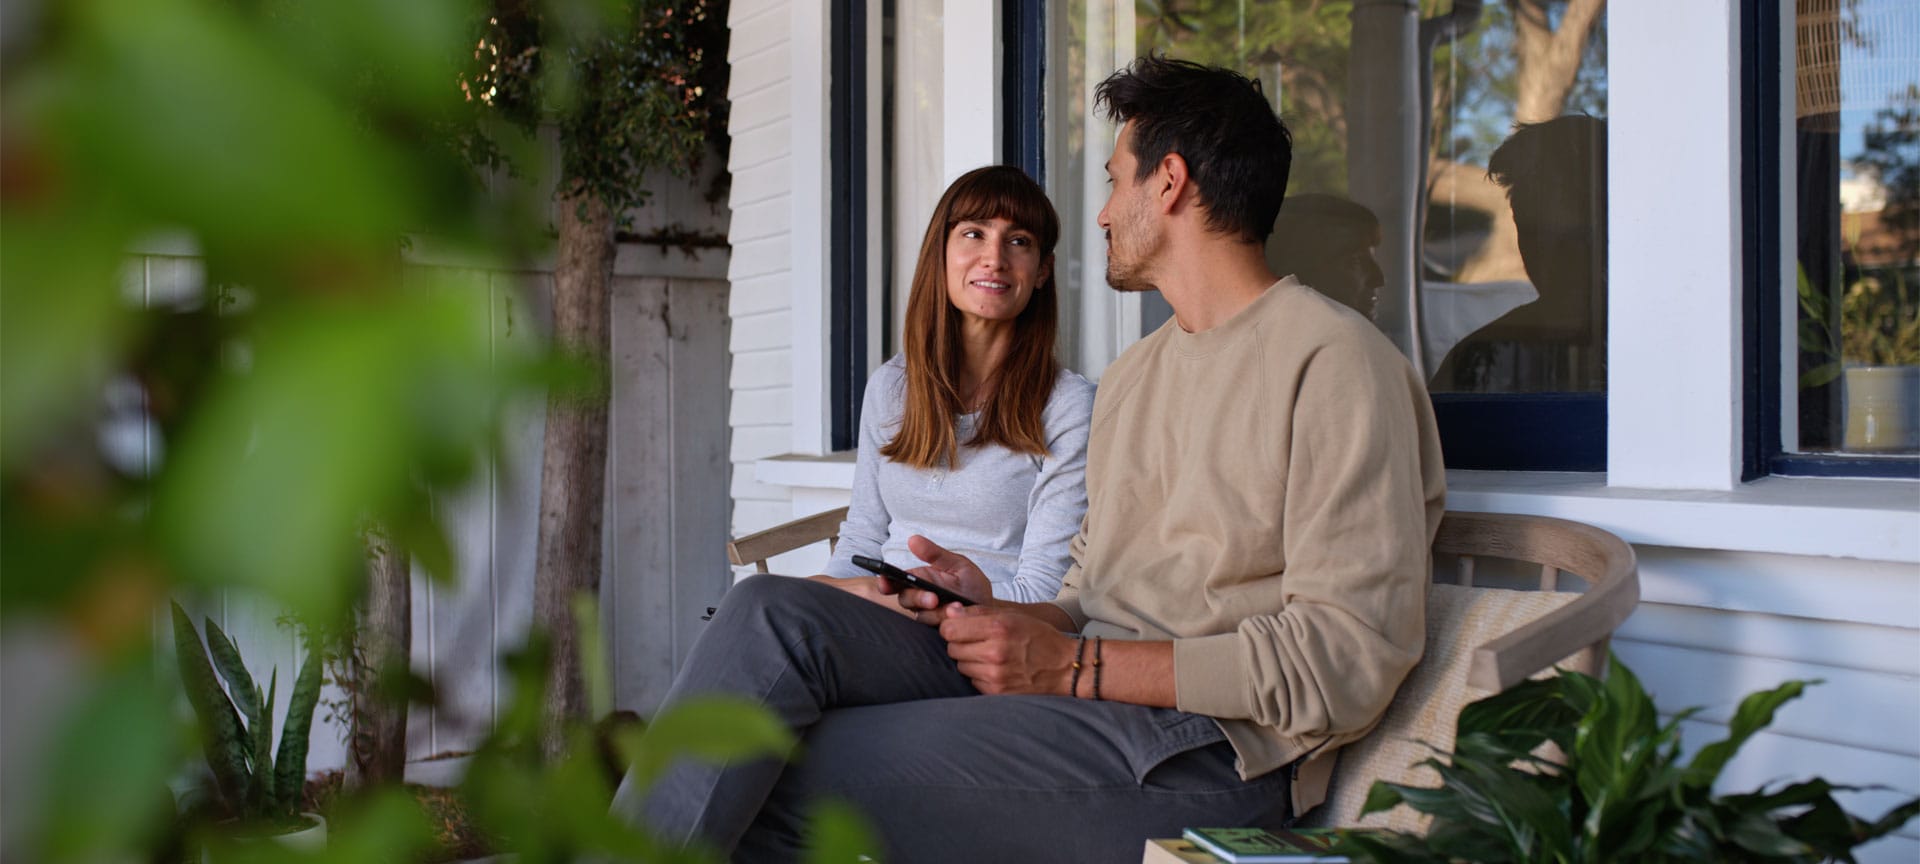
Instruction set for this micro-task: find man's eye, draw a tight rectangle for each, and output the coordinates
[1009,236,1030,246]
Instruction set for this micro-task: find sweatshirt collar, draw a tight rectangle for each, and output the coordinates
[1168,276,1300,357]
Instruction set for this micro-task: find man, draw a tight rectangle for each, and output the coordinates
[614,56,1445,862]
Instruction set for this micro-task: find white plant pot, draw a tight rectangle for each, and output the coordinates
[1842,365,1920,452]
[202,813,326,863]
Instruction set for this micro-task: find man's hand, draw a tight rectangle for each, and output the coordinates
[879,535,997,624]
[940,605,1078,696]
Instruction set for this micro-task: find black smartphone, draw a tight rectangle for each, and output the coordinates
[850,555,976,607]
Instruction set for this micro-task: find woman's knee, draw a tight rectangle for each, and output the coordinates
[719,573,832,622]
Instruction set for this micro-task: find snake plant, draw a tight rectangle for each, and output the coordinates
[170,602,323,827]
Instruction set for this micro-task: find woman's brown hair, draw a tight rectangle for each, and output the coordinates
[879,165,1062,470]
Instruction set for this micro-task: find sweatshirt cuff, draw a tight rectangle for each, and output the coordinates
[1172,631,1258,719]
[1047,597,1089,631]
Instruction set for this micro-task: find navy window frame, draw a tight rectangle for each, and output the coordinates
[1743,1,1920,480]
[828,0,869,452]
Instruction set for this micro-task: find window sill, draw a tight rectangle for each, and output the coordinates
[1447,471,1918,563]
[751,456,1919,564]
[755,452,857,490]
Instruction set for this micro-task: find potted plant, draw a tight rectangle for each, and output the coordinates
[1335,657,1919,863]
[1836,266,1920,452]
[170,602,327,854]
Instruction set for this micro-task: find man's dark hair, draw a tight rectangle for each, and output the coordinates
[1095,55,1293,244]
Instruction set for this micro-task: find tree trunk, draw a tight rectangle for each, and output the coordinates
[1512,0,1605,124]
[1457,0,1605,283]
[532,184,615,760]
[346,526,410,789]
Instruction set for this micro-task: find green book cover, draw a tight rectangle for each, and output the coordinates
[1180,827,1349,863]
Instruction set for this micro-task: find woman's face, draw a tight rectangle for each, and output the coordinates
[943,216,1051,327]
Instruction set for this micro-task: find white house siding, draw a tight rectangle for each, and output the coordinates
[1614,549,1920,863]
[403,264,549,761]
[724,0,807,573]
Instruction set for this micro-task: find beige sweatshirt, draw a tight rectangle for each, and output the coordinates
[1050,277,1446,814]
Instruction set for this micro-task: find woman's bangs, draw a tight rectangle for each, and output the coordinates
[945,174,1059,252]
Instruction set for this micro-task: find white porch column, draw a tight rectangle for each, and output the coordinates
[1608,0,1744,489]
[790,0,831,455]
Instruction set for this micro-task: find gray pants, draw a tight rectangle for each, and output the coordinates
[611,574,1293,862]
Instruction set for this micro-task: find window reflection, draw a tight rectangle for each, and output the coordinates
[1047,0,1608,396]
[1794,0,1920,455]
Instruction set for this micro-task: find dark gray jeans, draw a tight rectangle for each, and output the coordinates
[610,574,1292,862]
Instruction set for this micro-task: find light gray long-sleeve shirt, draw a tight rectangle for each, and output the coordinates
[823,355,1096,602]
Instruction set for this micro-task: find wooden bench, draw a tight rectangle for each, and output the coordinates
[727,509,1640,832]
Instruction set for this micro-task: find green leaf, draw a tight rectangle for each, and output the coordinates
[274,643,325,813]
[33,654,181,863]
[1358,780,1408,817]
[1685,679,1813,788]
[171,603,250,813]
[1455,674,1587,758]
[574,591,613,723]
[0,210,135,476]
[309,787,436,864]
[257,666,277,812]
[802,799,883,864]
[201,617,262,746]
[157,293,511,625]
[617,696,795,791]
[1855,795,1920,847]
[1800,361,1842,389]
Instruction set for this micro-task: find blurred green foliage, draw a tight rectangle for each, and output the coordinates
[464,0,731,215]
[1840,267,1920,367]
[0,0,874,860]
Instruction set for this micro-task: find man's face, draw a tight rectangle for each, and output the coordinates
[1097,122,1160,293]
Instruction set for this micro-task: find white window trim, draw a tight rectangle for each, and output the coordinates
[1607,0,1745,490]
[790,0,831,455]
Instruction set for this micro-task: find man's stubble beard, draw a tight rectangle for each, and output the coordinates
[1104,211,1160,293]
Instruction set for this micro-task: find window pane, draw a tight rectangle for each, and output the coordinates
[1792,0,1920,456]
[1044,1,1608,397]
[883,0,944,362]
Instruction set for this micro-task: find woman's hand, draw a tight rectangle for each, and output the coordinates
[885,535,998,624]
[805,574,916,618]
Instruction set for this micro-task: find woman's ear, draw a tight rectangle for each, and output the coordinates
[1039,254,1055,288]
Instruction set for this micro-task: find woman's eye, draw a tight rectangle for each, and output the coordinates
[961,229,983,239]
[1009,236,1031,246]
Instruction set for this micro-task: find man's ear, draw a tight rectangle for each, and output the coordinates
[1156,152,1191,215]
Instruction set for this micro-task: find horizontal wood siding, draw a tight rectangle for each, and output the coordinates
[724,0,800,577]
[1615,547,1920,862]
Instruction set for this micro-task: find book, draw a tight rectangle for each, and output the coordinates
[1142,838,1225,864]
[1179,827,1350,863]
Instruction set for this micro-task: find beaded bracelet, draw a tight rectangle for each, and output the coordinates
[1092,636,1104,701]
[1068,636,1087,699]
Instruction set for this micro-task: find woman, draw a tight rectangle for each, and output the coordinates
[813,165,1094,605]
